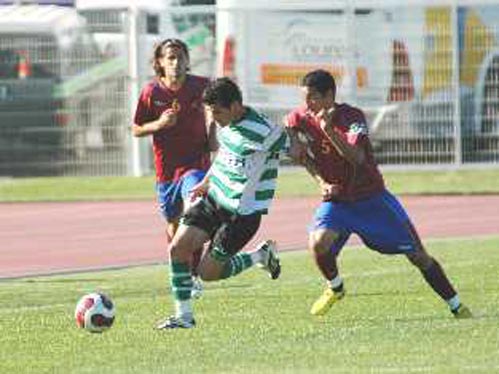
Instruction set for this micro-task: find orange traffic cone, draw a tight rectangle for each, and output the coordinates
[17,54,31,79]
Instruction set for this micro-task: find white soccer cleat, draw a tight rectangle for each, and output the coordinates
[256,240,281,280]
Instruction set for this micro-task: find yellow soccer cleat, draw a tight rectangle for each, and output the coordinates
[310,288,345,316]
[452,304,473,319]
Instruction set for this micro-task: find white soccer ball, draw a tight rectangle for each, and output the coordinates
[74,292,115,333]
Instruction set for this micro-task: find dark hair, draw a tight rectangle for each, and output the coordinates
[152,38,190,76]
[202,77,242,108]
[301,69,336,99]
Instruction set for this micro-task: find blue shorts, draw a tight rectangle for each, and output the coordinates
[156,170,206,221]
[311,190,419,255]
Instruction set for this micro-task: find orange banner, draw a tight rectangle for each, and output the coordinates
[261,64,367,88]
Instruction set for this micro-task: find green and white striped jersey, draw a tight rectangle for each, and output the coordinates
[208,107,287,215]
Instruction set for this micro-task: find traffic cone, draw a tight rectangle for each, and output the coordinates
[17,54,31,79]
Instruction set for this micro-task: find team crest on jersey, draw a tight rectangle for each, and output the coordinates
[349,122,369,136]
[171,99,181,112]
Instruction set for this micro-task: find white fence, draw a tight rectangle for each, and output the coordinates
[0,3,498,177]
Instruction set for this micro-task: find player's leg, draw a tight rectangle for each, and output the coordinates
[197,212,280,281]
[156,198,215,330]
[309,201,350,316]
[403,224,472,318]
[157,180,206,303]
[180,170,208,298]
[355,190,471,318]
[157,181,183,243]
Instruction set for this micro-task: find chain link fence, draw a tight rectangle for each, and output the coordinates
[0,2,498,177]
[0,4,216,177]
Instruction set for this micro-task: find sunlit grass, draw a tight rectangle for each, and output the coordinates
[1,237,498,374]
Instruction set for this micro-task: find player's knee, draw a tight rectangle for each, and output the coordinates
[169,237,193,263]
[309,230,339,255]
[198,270,217,281]
[198,261,222,282]
[169,242,185,261]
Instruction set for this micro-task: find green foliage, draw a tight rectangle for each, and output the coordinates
[1,237,498,374]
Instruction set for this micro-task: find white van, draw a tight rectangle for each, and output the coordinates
[216,0,397,108]
[216,0,499,162]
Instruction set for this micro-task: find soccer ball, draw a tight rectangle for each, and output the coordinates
[74,292,115,333]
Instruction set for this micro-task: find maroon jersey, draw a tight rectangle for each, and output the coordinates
[134,75,211,182]
[286,103,385,201]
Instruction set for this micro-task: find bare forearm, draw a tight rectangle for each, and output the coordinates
[301,155,326,185]
[207,121,219,152]
[132,109,177,137]
[322,126,365,165]
[131,121,163,137]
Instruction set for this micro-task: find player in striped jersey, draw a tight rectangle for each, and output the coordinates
[285,69,471,319]
[156,77,287,329]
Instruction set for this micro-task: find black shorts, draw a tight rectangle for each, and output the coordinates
[182,196,261,256]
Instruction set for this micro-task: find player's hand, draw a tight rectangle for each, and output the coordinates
[288,140,307,164]
[156,108,178,130]
[320,181,340,200]
[189,179,210,201]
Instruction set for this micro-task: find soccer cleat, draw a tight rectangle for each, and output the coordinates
[155,315,196,330]
[256,240,281,280]
[310,288,345,316]
[451,304,472,319]
[191,276,204,300]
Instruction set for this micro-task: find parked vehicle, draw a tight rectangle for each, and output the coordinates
[0,4,124,176]
[216,0,499,163]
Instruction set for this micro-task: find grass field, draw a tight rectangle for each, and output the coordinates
[1,237,498,374]
[2,168,499,202]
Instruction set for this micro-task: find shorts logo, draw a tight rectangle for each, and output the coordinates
[398,244,414,251]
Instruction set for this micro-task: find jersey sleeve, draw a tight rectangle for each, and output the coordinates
[263,125,287,153]
[344,110,369,146]
[285,109,305,129]
[133,86,153,126]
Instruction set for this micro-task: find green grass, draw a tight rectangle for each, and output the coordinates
[1,237,498,374]
[1,168,499,202]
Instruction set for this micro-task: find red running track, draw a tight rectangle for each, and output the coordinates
[1,195,498,278]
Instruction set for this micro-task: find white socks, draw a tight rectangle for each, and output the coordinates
[327,275,343,290]
[175,300,193,319]
[447,294,461,311]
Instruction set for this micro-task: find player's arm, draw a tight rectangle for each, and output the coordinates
[318,108,365,165]
[132,108,178,137]
[284,126,326,186]
[189,166,213,201]
[205,110,219,161]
